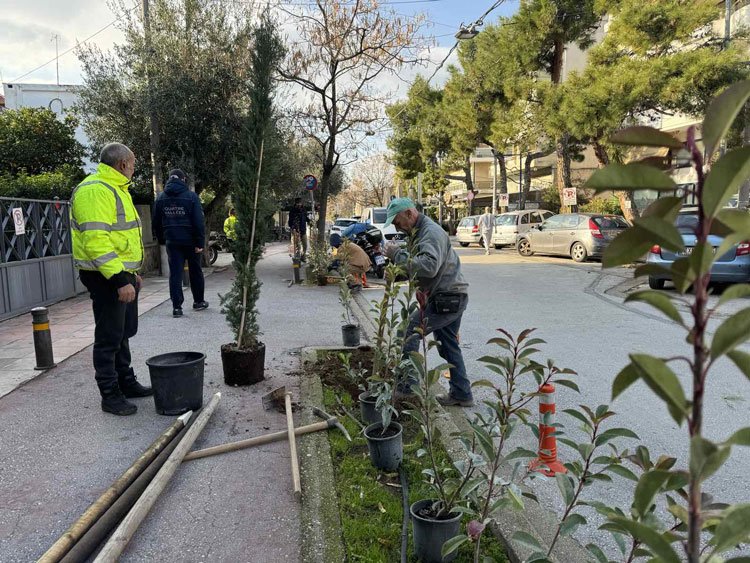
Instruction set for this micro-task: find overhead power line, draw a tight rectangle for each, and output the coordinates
[10,4,139,83]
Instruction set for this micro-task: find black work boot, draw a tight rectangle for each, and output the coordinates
[101,388,137,416]
[118,372,154,398]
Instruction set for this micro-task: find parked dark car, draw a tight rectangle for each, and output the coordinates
[516,213,630,262]
[646,208,750,289]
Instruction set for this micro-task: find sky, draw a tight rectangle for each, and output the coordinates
[0,0,520,89]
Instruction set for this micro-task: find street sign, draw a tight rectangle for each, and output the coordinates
[11,208,25,235]
[498,194,509,207]
[562,188,577,207]
[303,174,318,191]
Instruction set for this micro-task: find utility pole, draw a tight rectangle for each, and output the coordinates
[142,0,163,196]
[725,0,732,49]
[417,172,423,206]
[51,34,60,85]
[492,150,498,214]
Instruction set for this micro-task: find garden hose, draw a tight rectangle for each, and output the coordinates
[398,465,410,563]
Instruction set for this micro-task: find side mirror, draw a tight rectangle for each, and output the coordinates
[536,225,543,231]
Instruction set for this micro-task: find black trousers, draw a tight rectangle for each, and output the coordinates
[79,270,139,394]
[166,244,205,308]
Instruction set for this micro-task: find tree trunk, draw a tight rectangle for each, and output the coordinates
[498,154,508,196]
[551,35,573,212]
[593,141,636,221]
[463,156,474,215]
[521,154,532,210]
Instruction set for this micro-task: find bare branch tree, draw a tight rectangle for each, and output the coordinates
[278,0,428,240]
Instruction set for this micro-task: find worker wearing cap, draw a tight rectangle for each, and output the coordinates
[382,198,473,407]
[152,169,209,318]
[71,142,152,416]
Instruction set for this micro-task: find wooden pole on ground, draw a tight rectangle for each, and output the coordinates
[285,392,302,500]
[183,419,335,461]
[92,393,221,562]
[38,412,191,563]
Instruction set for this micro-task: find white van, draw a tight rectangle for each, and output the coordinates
[361,207,406,245]
[491,210,554,248]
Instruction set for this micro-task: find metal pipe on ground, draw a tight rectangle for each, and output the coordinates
[59,413,198,563]
[39,412,191,563]
[93,392,222,562]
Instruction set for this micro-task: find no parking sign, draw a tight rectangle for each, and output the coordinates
[303,174,318,191]
[11,208,25,235]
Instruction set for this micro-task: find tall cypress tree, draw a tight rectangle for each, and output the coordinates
[221,13,285,350]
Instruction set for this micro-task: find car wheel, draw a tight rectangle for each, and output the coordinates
[648,276,665,290]
[571,242,588,262]
[517,238,533,256]
[209,246,218,265]
[459,242,469,247]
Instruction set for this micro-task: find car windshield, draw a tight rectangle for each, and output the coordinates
[496,215,517,226]
[675,213,699,234]
[593,216,629,229]
[334,219,355,227]
[372,209,388,223]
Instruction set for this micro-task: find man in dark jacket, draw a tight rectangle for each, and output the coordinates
[288,197,308,261]
[152,169,209,317]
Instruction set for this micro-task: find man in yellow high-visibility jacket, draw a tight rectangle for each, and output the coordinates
[72,142,153,416]
[223,208,237,241]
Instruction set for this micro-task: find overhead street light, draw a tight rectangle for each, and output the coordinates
[455,22,481,40]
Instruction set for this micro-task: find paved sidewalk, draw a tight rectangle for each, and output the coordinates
[0,244,344,562]
[0,257,231,399]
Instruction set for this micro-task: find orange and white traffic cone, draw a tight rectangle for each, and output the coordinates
[529,383,567,476]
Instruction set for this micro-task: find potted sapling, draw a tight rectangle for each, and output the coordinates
[336,243,360,346]
[403,291,481,563]
[361,259,418,469]
[219,19,283,385]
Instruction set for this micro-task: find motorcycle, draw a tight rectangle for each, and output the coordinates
[344,225,387,278]
[208,231,231,265]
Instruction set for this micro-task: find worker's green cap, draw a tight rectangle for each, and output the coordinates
[383,197,416,227]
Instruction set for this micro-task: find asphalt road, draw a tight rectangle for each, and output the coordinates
[383,242,750,556]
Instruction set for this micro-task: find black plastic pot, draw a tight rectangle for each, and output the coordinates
[358,392,379,425]
[342,324,360,347]
[363,421,402,471]
[410,499,462,563]
[146,351,205,416]
[221,342,265,386]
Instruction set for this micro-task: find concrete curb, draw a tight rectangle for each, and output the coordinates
[349,291,592,563]
[298,348,347,563]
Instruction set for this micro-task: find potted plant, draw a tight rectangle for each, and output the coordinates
[307,227,330,285]
[402,292,481,563]
[336,243,360,347]
[219,18,284,386]
[440,329,579,562]
[360,257,420,469]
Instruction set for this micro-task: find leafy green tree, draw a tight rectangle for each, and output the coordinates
[0,107,84,176]
[559,0,747,219]
[510,0,601,203]
[76,0,255,211]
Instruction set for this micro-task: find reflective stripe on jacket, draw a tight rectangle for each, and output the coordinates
[71,163,143,279]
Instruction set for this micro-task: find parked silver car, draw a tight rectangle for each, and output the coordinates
[646,208,750,289]
[456,215,483,247]
[491,210,554,248]
[516,213,630,262]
